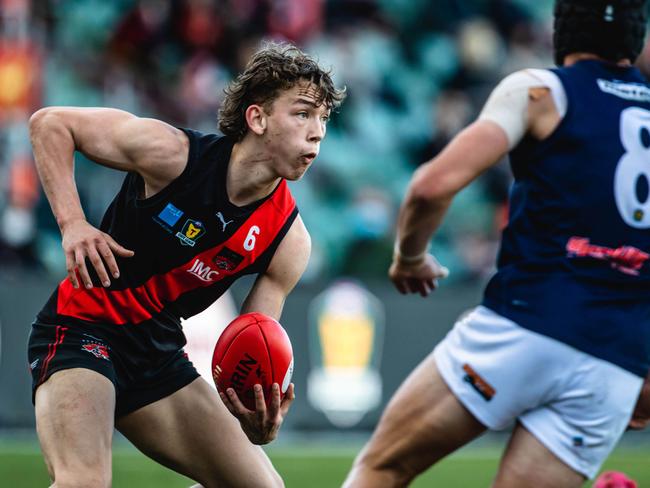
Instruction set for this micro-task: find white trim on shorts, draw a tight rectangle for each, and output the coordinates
[433,306,643,479]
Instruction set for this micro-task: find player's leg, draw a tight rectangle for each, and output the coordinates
[35,368,116,488]
[493,347,644,488]
[342,352,487,488]
[116,376,283,488]
[492,423,585,488]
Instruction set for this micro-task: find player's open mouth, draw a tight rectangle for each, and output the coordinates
[301,153,317,164]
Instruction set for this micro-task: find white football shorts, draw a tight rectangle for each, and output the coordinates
[433,305,643,479]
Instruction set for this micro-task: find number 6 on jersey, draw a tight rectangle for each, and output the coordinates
[244,225,260,251]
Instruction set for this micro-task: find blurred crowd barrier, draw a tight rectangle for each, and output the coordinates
[0,0,568,283]
[0,269,485,430]
[4,272,650,439]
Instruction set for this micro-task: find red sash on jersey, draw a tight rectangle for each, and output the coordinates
[56,181,296,325]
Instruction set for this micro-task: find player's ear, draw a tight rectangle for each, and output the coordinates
[245,104,267,136]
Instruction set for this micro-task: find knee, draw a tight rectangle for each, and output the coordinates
[248,466,285,488]
[350,449,414,487]
[267,468,285,488]
[201,464,284,488]
[249,463,284,488]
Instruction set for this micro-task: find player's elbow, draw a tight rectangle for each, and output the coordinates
[408,165,455,209]
[29,107,48,133]
[29,107,64,136]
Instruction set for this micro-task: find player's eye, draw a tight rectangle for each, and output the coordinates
[297,112,308,119]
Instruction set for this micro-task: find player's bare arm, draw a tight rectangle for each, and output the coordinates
[220,215,310,444]
[390,69,563,297]
[29,107,189,289]
[390,121,509,296]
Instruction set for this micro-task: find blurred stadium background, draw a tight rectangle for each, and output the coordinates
[1,0,650,486]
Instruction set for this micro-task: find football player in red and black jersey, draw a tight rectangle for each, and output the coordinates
[28,42,345,487]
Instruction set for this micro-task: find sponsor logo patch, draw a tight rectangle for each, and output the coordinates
[215,211,234,232]
[566,236,649,275]
[153,203,184,233]
[176,219,206,246]
[462,363,495,401]
[212,247,244,271]
[187,258,220,282]
[597,79,650,102]
[81,343,110,360]
[30,359,39,370]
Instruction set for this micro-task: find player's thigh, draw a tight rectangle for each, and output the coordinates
[116,376,281,488]
[493,423,585,488]
[514,351,642,481]
[356,352,486,476]
[35,368,116,484]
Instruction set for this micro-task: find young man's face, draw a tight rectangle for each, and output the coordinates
[261,81,331,181]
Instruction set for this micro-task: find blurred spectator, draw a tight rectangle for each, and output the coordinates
[1,0,560,281]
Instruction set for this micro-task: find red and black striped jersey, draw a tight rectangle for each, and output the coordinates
[38,129,298,329]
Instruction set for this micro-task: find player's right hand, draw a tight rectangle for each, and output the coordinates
[61,218,134,289]
[220,382,295,445]
[389,253,449,297]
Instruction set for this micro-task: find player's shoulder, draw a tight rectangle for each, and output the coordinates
[181,128,230,157]
[263,213,311,285]
[496,68,562,91]
[285,213,310,247]
[493,68,567,116]
[277,214,311,262]
[179,129,235,177]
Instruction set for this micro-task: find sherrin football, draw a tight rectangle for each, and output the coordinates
[212,312,294,410]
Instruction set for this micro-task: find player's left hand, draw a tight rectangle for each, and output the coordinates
[219,382,295,445]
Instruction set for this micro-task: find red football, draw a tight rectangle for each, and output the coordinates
[211,312,294,410]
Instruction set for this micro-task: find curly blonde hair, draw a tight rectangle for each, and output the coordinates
[218,42,346,141]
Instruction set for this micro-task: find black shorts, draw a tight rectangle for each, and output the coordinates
[28,318,200,417]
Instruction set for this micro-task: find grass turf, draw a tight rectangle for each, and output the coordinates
[1,444,649,487]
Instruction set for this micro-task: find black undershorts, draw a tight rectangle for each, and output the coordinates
[27,317,200,417]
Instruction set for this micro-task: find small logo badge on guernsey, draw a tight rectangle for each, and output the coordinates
[154,203,184,233]
[81,343,110,360]
[212,247,244,271]
[176,219,206,246]
[462,363,495,401]
[215,211,234,232]
[566,236,649,275]
[597,78,650,102]
[187,258,220,282]
[30,359,39,370]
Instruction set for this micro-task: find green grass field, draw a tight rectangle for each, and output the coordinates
[1,441,649,487]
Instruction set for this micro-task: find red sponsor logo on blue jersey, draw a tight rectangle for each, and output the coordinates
[566,236,649,275]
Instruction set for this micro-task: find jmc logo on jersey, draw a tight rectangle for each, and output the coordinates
[187,258,220,282]
[176,219,206,246]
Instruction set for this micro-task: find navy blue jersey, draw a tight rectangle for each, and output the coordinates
[483,60,650,377]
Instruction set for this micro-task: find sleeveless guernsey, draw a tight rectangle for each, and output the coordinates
[38,129,298,331]
[483,60,650,377]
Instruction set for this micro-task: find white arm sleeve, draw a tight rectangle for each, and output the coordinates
[478,69,567,150]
